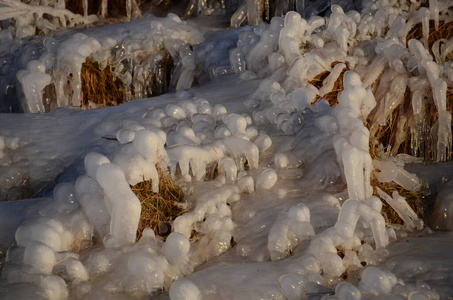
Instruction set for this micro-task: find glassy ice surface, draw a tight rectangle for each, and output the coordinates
[1,0,453,299]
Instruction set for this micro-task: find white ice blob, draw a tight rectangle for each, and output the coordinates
[359,266,400,295]
[23,242,56,274]
[253,134,272,152]
[96,163,141,247]
[162,232,190,265]
[169,279,201,300]
[256,168,277,190]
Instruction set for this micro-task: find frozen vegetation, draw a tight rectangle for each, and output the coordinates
[1,0,453,299]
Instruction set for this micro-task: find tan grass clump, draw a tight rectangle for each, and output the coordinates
[309,61,349,106]
[406,20,453,58]
[371,173,425,225]
[132,168,186,241]
[81,59,125,108]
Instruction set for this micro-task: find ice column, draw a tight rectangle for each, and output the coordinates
[96,163,141,247]
[16,60,51,113]
[377,188,423,230]
[423,60,452,161]
[333,71,376,201]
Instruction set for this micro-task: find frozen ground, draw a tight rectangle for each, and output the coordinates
[1,0,453,299]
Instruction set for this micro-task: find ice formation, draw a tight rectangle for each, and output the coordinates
[2,0,453,298]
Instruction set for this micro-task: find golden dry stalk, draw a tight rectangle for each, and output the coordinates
[81,59,125,108]
[371,173,425,225]
[406,20,453,58]
[131,168,185,241]
[309,61,349,106]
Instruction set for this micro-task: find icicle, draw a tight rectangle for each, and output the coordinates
[420,8,430,47]
[126,0,132,20]
[429,0,439,30]
[319,63,346,97]
[436,111,453,162]
[82,0,88,18]
[184,0,198,19]
[247,0,261,26]
[374,160,421,191]
[231,2,247,28]
[101,0,108,18]
[377,188,423,230]
[390,115,408,156]
[229,48,246,73]
[410,90,429,159]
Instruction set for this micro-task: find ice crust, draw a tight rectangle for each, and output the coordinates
[2,0,453,299]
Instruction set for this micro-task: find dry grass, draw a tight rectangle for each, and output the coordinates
[81,59,125,108]
[65,0,136,18]
[309,61,349,106]
[371,174,425,225]
[69,232,94,253]
[131,168,186,241]
[406,20,453,58]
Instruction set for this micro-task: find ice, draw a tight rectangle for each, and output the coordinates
[236,175,254,194]
[40,275,68,300]
[16,221,65,252]
[162,232,190,265]
[378,188,423,231]
[374,159,421,191]
[116,128,135,144]
[267,204,314,260]
[319,63,346,97]
[23,242,56,274]
[222,136,259,169]
[253,134,272,152]
[16,60,52,113]
[256,168,277,190]
[218,157,238,183]
[229,48,247,73]
[95,163,141,247]
[167,142,225,181]
[66,259,89,284]
[278,274,307,300]
[426,181,453,230]
[4,1,453,298]
[341,130,373,201]
[169,279,201,300]
[359,266,400,295]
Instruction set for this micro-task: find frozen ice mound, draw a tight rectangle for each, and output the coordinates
[3,0,453,298]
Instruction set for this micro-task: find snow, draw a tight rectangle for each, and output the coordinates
[1,0,453,299]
